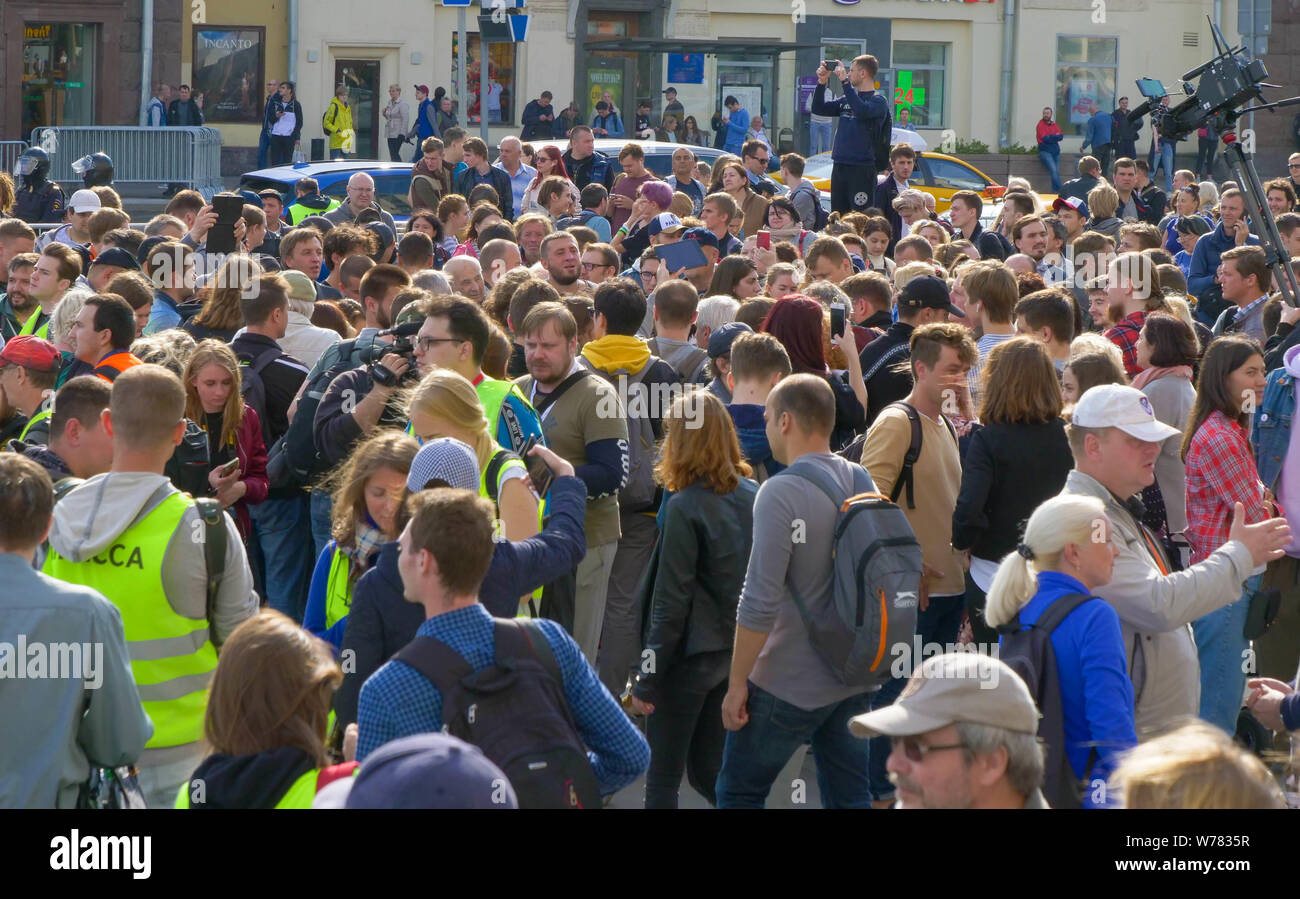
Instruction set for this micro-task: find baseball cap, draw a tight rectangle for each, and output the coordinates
[339,733,516,809]
[239,189,263,208]
[681,227,719,250]
[647,213,684,239]
[258,187,284,202]
[89,247,140,272]
[848,652,1039,739]
[299,215,334,236]
[662,87,677,95]
[366,222,395,251]
[1052,195,1088,218]
[68,189,101,214]
[0,335,62,373]
[136,235,170,266]
[414,84,430,95]
[707,321,752,359]
[407,438,479,492]
[1071,383,1181,443]
[280,269,317,304]
[897,275,965,318]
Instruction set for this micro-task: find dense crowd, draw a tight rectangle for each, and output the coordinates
[4,52,1300,811]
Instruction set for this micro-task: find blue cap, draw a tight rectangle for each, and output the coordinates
[681,227,719,250]
[239,189,263,208]
[342,733,517,809]
[707,321,752,359]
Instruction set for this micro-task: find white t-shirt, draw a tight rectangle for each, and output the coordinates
[272,110,297,137]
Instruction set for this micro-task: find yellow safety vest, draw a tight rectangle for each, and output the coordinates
[324,547,355,631]
[287,198,342,225]
[174,767,319,809]
[18,403,52,442]
[18,308,49,339]
[44,491,218,749]
[476,376,538,453]
[479,447,545,620]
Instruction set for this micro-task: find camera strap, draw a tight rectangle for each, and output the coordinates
[531,368,591,416]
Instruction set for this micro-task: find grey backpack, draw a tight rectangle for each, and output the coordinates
[578,358,659,512]
[776,459,923,688]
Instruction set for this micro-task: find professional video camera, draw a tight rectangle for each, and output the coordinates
[1129,18,1300,308]
[366,320,422,388]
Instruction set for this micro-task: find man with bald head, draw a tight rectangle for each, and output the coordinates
[1004,254,1035,277]
[324,172,397,231]
[442,255,486,303]
[494,135,536,219]
[479,238,523,290]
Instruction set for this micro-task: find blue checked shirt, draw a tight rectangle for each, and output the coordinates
[356,603,649,794]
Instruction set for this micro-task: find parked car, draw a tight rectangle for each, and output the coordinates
[773,151,1005,213]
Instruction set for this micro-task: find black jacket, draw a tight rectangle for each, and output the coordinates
[168,98,204,126]
[1059,174,1100,205]
[871,176,905,256]
[632,479,759,704]
[563,150,616,193]
[229,332,309,446]
[967,223,1010,261]
[859,321,915,427]
[521,99,556,141]
[314,366,408,468]
[1137,183,1167,226]
[951,418,1072,561]
[333,475,589,729]
[453,165,514,220]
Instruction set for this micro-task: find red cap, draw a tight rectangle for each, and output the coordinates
[415,85,430,95]
[0,335,62,372]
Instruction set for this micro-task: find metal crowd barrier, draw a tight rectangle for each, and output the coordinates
[0,141,29,176]
[27,126,224,197]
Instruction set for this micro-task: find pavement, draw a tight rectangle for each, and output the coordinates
[607,741,825,809]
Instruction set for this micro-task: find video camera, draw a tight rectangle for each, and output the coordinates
[366,320,422,388]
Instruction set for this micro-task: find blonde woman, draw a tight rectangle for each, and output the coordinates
[182,339,268,540]
[891,188,929,238]
[305,430,418,652]
[185,254,262,342]
[176,611,353,808]
[985,493,1136,808]
[407,368,539,542]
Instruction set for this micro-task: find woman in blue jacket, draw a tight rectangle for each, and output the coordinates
[985,493,1137,808]
[304,431,418,653]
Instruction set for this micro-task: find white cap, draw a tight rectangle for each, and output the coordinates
[68,189,102,213]
[1071,383,1181,443]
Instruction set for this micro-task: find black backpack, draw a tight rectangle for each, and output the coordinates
[874,109,894,175]
[164,418,211,498]
[394,619,602,809]
[236,344,283,453]
[882,401,957,510]
[997,592,1098,809]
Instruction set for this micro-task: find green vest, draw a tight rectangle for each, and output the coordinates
[476,377,532,446]
[325,547,354,631]
[175,767,319,809]
[288,198,341,225]
[18,405,51,441]
[43,491,218,749]
[18,308,49,339]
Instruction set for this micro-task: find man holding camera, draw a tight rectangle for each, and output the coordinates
[810,55,890,215]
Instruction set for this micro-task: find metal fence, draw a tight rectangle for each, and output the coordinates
[27,126,224,197]
[0,141,29,176]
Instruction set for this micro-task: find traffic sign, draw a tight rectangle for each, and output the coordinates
[441,0,472,6]
[510,14,530,40]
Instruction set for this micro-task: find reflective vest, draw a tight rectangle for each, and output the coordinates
[92,350,142,384]
[324,547,356,631]
[175,768,318,809]
[476,376,537,456]
[18,402,52,442]
[43,491,218,749]
[287,197,341,225]
[18,308,49,339]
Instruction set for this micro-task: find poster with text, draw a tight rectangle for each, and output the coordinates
[192,27,265,124]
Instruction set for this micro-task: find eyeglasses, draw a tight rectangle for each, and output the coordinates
[892,736,967,763]
[581,261,610,271]
[416,336,463,352]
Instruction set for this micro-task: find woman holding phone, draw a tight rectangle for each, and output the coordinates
[181,340,268,543]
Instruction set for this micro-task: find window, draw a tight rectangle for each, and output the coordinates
[323,173,412,217]
[1055,36,1117,136]
[22,24,97,137]
[892,42,947,129]
[922,156,989,191]
[452,33,517,126]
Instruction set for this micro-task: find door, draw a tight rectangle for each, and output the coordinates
[335,59,380,159]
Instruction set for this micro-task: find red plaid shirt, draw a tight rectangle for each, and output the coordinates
[1104,310,1146,378]
[1184,410,1268,564]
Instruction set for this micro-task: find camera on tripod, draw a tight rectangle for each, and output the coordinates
[366,321,422,388]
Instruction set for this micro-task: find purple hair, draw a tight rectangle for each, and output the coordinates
[640,181,674,211]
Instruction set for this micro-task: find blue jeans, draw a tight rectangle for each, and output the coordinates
[715,683,874,808]
[1155,139,1176,193]
[1192,573,1258,735]
[1038,151,1062,192]
[809,120,833,156]
[869,593,966,800]
[309,488,334,559]
[249,494,314,622]
[329,148,347,160]
[257,130,270,170]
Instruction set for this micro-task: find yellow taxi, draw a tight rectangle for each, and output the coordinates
[775,151,1006,213]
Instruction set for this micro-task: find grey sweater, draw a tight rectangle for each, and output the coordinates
[737,453,874,710]
[1140,374,1196,533]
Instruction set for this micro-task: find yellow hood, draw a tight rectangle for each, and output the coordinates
[581,334,650,375]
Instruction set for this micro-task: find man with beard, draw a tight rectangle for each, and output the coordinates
[1012,214,1067,284]
[562,125,616,193]
[540,231,593,296]
[0,220,36,296]
[1,253,39,341]
[513,301,628,663]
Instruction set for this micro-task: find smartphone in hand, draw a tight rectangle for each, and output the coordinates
[216,457,240,477]
[520,436,554,497]
[830,302,847,338]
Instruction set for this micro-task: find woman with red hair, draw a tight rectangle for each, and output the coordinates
[762,296,867,450]
[521,145,580,215]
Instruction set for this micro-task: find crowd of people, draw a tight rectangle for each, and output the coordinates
[7,63,1300,811]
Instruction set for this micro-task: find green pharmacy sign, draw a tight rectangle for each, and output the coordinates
[894,70,926,111]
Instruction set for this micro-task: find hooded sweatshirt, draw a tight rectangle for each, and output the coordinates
[182,746,316,809]
[44,472,258,762]
[728,403,783,482]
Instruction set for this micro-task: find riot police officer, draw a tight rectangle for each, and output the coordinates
[72,152,114,189]
[12,148,66,225]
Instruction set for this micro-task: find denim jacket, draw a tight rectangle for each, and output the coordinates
[1254,364,1295,491]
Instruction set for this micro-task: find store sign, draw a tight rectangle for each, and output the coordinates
[25,25,51,39]
[894,71,926,111]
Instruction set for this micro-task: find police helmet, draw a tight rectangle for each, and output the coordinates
[72,152,114,188]
[14,147,51,182]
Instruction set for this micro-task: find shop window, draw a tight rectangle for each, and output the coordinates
[22,24,97,137]
[452,34,517,125]
[892,42,947,129]
[1055,36,1117,136]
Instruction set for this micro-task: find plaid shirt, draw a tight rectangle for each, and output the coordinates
[356,603,649,794]
[1104,310,1147,378]
[1184,410,1268,564]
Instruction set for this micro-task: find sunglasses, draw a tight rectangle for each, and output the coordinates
[892,736,967,763]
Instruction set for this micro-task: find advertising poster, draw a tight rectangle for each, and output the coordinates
[192,27,265,124]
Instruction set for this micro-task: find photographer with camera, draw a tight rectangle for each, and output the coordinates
[811,55,890,215]
[313,302,427,472]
